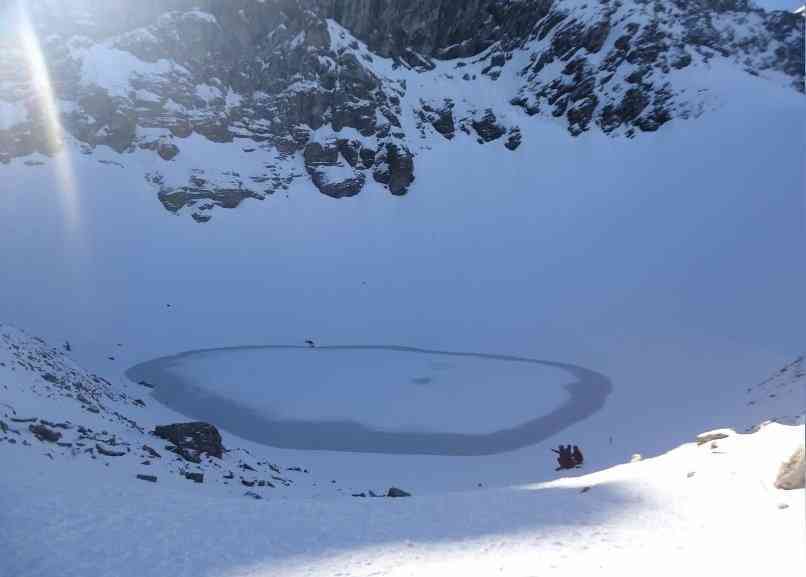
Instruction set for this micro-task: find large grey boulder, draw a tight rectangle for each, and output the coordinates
[153,422,224,462]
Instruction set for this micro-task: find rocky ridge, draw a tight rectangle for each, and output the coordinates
[0,0,802,221]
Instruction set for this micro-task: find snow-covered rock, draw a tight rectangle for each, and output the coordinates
[696,428,734,445]
[775,444,805,490]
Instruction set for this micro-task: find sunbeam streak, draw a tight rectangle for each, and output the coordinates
[15,0,80,231]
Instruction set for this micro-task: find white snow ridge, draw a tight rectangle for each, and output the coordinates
[1,0,804,575]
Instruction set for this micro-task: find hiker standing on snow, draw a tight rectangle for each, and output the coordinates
[552,445,574,470]
[572,445,584,466]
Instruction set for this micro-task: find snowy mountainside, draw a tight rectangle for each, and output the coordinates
[743,354,806,429]
[2,321,803,496]
[0,0,803,221]
[2,320,804,576]
[0,322,345,499]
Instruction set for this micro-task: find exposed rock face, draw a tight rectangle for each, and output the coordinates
[0,0,802,220]
[373,143,415,195]
[774,445,805,490]
[153,422,224,462]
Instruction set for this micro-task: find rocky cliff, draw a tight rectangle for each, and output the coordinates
[1,0,802,221]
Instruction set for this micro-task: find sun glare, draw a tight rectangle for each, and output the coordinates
[15,0,80,231]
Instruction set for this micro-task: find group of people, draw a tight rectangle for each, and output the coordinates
[552,444,583,471]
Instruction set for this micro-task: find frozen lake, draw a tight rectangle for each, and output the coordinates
[127,346,612,455]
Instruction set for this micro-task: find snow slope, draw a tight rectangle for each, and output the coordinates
[2,334,803,577]
[1,313,803,576]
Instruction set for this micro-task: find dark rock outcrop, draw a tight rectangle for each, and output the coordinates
[373,143,415,195]
[472,109,507,143]
[386,486,412,497]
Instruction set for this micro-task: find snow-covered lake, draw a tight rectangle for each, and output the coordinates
[127,346,612,455]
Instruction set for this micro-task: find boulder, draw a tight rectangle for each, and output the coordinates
[157,140,179,161]
[29,423,62,443]
[136,474,158,483]
[774,445,805,490]
[504,128,522,150]
[386,487,411,498]
[96,443,126,457]
[153,422,224,461]
[184,472,204,484]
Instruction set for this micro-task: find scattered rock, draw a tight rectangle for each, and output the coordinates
[778,503,790,510]
[244,491,262,500]
[687,471,696,478]
[136,474,158,483]
[696,429,733,445]
[29,423,62,443]
[142,445,161,459]
[580,486,591,493]
[352,492,367,498]
[386,487,411,498]
[137,380,155,388]
[774,445,805,490]
[96,443,126,457]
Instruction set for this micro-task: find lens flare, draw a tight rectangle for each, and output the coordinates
[15,0,80,231]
